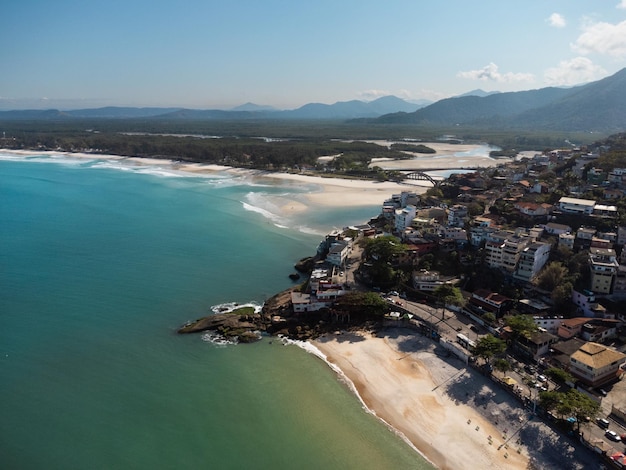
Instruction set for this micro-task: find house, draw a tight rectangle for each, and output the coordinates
[569,342,626,388]
[575,227,596,250]
[326,241,351,267]
[513,202,551,217]
[394,205,417,233]
[571,289,610,317]
[548,338,586,370]
[558,318,592,339]
[593,204,618,218]
[291,292,330,313]
[532,316,564,335]
[447,204,468,227]
[558,197,596,215]
[412,270,458,292]
[512,330,558,362]
[580,320,621,343]
[586,167,605,184]
[603,188,623,200]
[468,289,512,317]
[543,222,572,235]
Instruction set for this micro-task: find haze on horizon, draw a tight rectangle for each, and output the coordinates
[2,0,626,111]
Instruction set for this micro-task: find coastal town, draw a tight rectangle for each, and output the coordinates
[254,134,626,469]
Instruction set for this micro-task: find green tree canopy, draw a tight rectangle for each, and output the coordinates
[536,261,567,291]
[545,367,574,385]
[333,291,388,318]
[505,314,539,342]
[433,284,464,307]
[472,334,506,364]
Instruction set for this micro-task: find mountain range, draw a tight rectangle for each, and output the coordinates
[0,95,430,121]
[373,68,626,133]
[1,68,625,132]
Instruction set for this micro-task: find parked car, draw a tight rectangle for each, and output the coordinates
[524,365,536,374]
[606,430,621,441]
[597,418,610,429]
[537,375,547,383]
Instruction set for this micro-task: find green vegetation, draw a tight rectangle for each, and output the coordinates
[504,315,539,342]
[229,306,256,316]
[545,367,574,385]
[433,284,464,308]
[332,291,389,318]
[389,143,436,153]
[472,334,506,364]
[538,389,600,432]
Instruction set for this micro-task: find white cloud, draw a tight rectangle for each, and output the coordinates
[544,57,606,86]
[572,20,626,58]
[358,89,392,100]
[548,13,566,28]
[618,1,626,10]
[457,63,534,83]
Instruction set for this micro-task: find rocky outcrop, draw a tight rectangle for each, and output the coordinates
[294,256,317,273]
[177,312,265,342]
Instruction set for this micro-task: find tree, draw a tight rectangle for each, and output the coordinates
[536,262,567,291]
[505,314,538,343]
[545,367,573,385]
[493,358,511,377]
[433,284,464,308]
[472,334,506,364]
[483,311,496,325]
[333,291,388,318]
[559,389,601,433]
[551,281,573,308]
[539,389,600,432]
[362,236,406,263]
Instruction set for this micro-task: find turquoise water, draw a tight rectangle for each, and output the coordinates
[0,153,433,469]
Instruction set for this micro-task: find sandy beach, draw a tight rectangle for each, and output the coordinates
[312,330,530,470]
[1,142,510,210]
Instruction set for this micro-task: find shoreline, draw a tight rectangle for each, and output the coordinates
[0,145,510,210]
[310,329,530,470]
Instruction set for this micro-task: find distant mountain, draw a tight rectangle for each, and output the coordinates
[66,107,184,118]
[374,68,626,133]
[0,107,183,120]
[0,95,425,121]
[455,89,500,98]
[230,102,278,112]
[280,95,425,119]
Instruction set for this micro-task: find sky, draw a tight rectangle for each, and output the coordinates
[2,0,626,110]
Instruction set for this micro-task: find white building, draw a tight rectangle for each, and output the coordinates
[394,205,417,234]
[589,247,619,295]
[326,241,351,267]
[514,241,552,282]
[558,197,595,215]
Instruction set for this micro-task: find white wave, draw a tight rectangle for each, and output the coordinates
[0,152,95,166]
[200,331,238,347]
[293,225,326,236]
[210,301,263,314]
[241,200,287,227]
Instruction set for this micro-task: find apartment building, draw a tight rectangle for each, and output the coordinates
[589,247,619,294]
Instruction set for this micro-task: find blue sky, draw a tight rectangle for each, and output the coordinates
[2,0,626,110]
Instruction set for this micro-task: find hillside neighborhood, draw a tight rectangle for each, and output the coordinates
[289,133,626,466]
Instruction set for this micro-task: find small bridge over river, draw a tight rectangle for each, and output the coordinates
[404,171,440,186]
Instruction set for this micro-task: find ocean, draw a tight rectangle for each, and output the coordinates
[0,152,434,469]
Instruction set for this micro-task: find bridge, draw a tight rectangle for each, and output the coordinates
[404,171,440,186]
